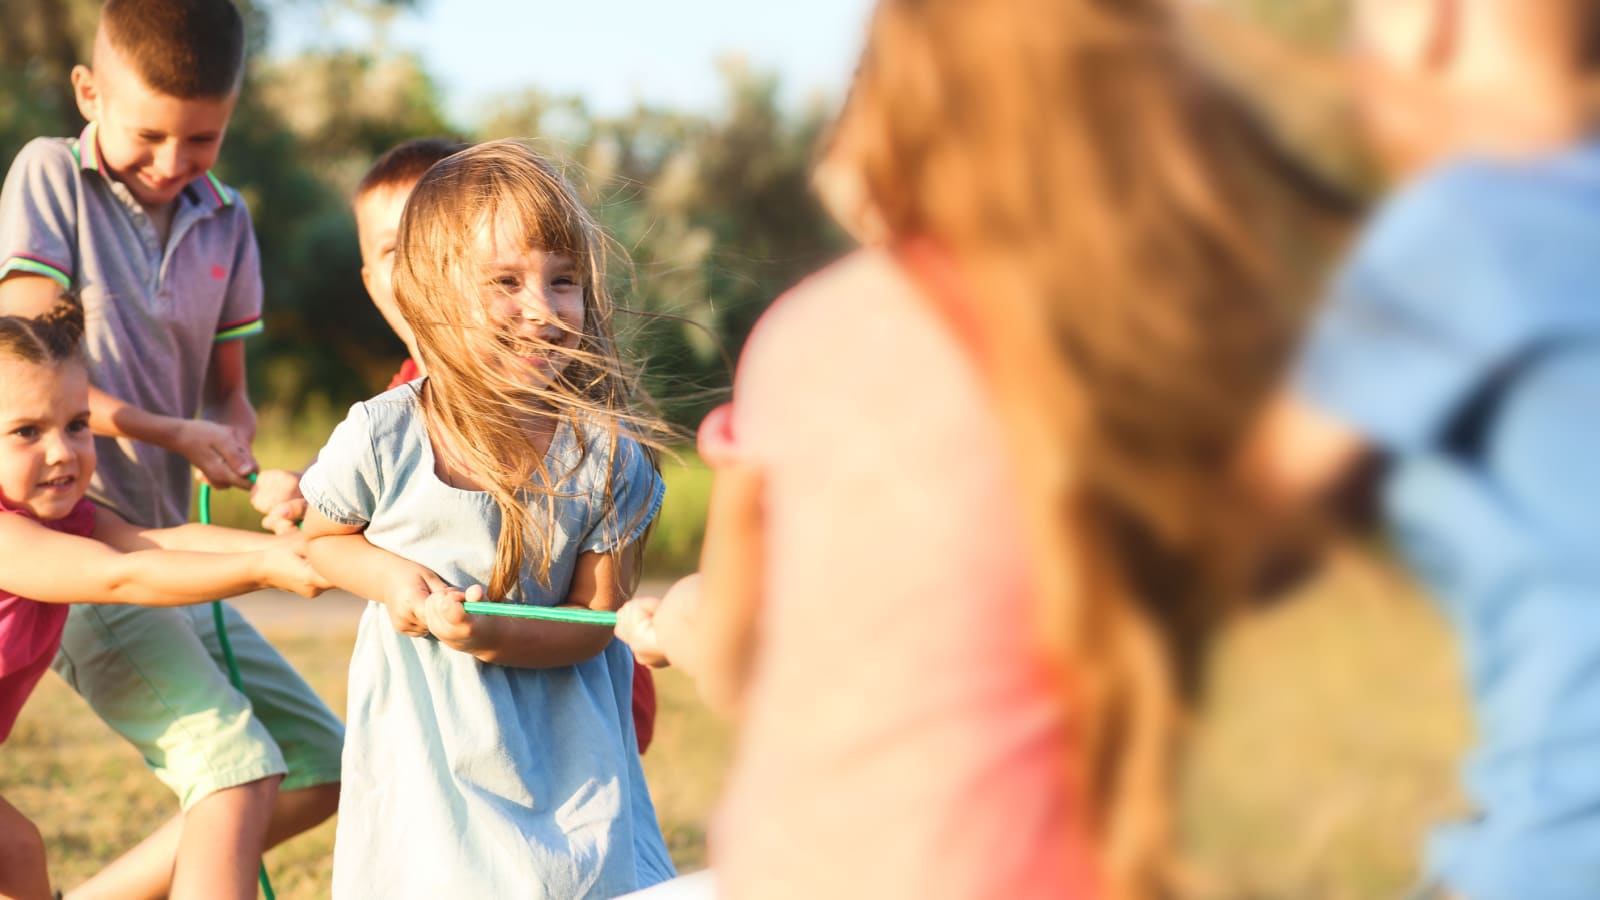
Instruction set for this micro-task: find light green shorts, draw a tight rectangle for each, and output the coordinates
[51,601,344,809]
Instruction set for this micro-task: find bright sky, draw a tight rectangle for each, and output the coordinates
[271,0,875,121]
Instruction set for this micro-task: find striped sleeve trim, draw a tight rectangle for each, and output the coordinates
[215,315,263,342]
[0,255,71,290]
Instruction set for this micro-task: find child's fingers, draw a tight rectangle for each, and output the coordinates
[385,604,426,637]
[221,434,259,481]
[616,597,668,668]
[179,420,256,488]
[249,468,304,513]
[262,500,307,534]
[193,457,251,490]
[418,569,452,595]
[385,591,433,638]
[615,596,658,640]
[422,589,477,647]
[428,589,470,623]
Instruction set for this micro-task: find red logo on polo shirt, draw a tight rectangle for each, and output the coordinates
[210,264,227,280]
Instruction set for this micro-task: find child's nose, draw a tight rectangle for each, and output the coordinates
[152,142,183,178]
[518,288,557,324]
[42,433,74,466]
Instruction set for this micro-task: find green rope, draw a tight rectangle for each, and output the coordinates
[197,479,276,900]
[196,476,610,897]
[461,601,617,626]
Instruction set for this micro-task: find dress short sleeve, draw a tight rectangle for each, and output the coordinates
[579,435,665,555]
[301,401,382,527]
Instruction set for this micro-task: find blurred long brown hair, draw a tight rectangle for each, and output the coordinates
[831,0,1352,896]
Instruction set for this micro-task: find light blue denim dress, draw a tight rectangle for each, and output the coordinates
[301,383,674,899]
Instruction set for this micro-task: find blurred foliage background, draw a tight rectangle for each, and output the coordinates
[0,0,1362,433]
[0,0,848,431]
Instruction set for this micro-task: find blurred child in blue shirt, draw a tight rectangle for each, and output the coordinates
[1246,3,1600,898]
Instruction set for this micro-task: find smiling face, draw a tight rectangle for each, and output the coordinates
[71,31,235,210]
[473,214,587,387]
[0,358,95,521]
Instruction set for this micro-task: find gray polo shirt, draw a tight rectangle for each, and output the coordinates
[0,123,264,527]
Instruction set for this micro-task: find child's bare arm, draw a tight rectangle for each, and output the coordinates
[1238,390,1373,517]
[197,338,259,487]
[422,545,640,669]
[0,508,326,605]
[614,464,763,716]
[205,339,257,442]
[677,464,763,714]
[100,517,278,554]
[301,506,446,637]
[1234,391,1381,597]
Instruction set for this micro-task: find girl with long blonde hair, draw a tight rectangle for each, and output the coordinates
[300,140,677,898]
[618,1,1347,898]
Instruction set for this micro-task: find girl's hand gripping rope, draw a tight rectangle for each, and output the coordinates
[380,562,454,638]
[423,583,493,653]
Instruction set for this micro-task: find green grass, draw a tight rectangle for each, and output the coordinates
[1178,559,1470,899]
[5,557,1468,898]
[6,638,731,896]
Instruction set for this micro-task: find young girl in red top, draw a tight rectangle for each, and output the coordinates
[0,299,327,900]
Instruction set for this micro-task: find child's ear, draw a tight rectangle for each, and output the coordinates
[70,65,99,123]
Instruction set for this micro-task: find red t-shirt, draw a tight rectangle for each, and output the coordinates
[385,357,422,391]
[0,497,96,742]
[386,358,659,753]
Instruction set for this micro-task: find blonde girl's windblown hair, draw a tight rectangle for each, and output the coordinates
[391,140,669,601]
[832,0,1353,896]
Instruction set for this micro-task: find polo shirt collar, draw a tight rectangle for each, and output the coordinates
[74,121,235,214]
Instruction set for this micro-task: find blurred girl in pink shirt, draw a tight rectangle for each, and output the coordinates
[620,1,1346,897]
